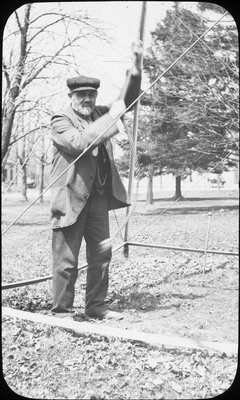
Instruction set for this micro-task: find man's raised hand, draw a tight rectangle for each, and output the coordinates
[109,99,126,120]
[131,41,143,74]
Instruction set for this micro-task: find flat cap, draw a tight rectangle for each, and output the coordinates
[67,76,100,92]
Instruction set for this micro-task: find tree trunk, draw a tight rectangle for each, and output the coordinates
[20,136,28,201]
[1,148,10,170]
[22,164,28,201]
[217,173,221,190]
[136,178,140,199]
[2,104,16,160]
[189,171,193,182]
[39,155,44,203]
[173,175,183,200]
[146,164,154,205]
[234,165,239,185]
[159,173,163,190]
[2,4,31,160]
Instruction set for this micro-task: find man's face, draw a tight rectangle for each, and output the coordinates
[71,90,97,117]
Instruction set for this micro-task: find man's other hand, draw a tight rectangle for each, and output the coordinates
[131,41,143,74]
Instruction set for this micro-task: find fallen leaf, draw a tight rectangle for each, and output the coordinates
[153,377,164,386]
[147,357,158,369]
[170,381,183,393]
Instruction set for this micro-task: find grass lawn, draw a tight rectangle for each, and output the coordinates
[1,190,239,399]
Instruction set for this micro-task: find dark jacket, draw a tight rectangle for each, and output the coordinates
[49,73,141,230]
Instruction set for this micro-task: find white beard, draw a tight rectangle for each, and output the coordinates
[72,102,93,117]
[77,105,93,116]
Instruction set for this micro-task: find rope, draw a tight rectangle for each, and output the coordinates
[2,10,228,237]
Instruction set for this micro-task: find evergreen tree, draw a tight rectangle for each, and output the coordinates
[140,3,238,198]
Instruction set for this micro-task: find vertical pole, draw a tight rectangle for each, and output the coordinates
[124,1,146,257]
[201,212,212,286]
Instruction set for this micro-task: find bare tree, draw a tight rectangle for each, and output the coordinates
[18,136,28,201]
[2,3,106,162]
[33,128,52,202]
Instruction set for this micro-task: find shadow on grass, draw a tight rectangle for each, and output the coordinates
[143,205,238,215]
[110,290,205,312]
[138,196,239,202]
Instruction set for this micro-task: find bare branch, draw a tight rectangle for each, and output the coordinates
[21,35,81,89]
[14,10,23,33]
[9,125,48,147]
[28,16,66,44]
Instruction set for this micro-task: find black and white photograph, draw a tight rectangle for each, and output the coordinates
[2,1,239,399]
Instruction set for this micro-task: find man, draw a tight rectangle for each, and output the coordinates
[50,43,142,320]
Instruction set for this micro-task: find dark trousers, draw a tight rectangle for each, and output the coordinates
[51,190,112,317]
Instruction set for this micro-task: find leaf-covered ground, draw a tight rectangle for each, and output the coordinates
[1,192,239,399]
[2,317,237,399]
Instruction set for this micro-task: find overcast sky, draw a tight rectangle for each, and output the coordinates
[3,1,230,106]
[58,1,176,103]
[49,0,224,104]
